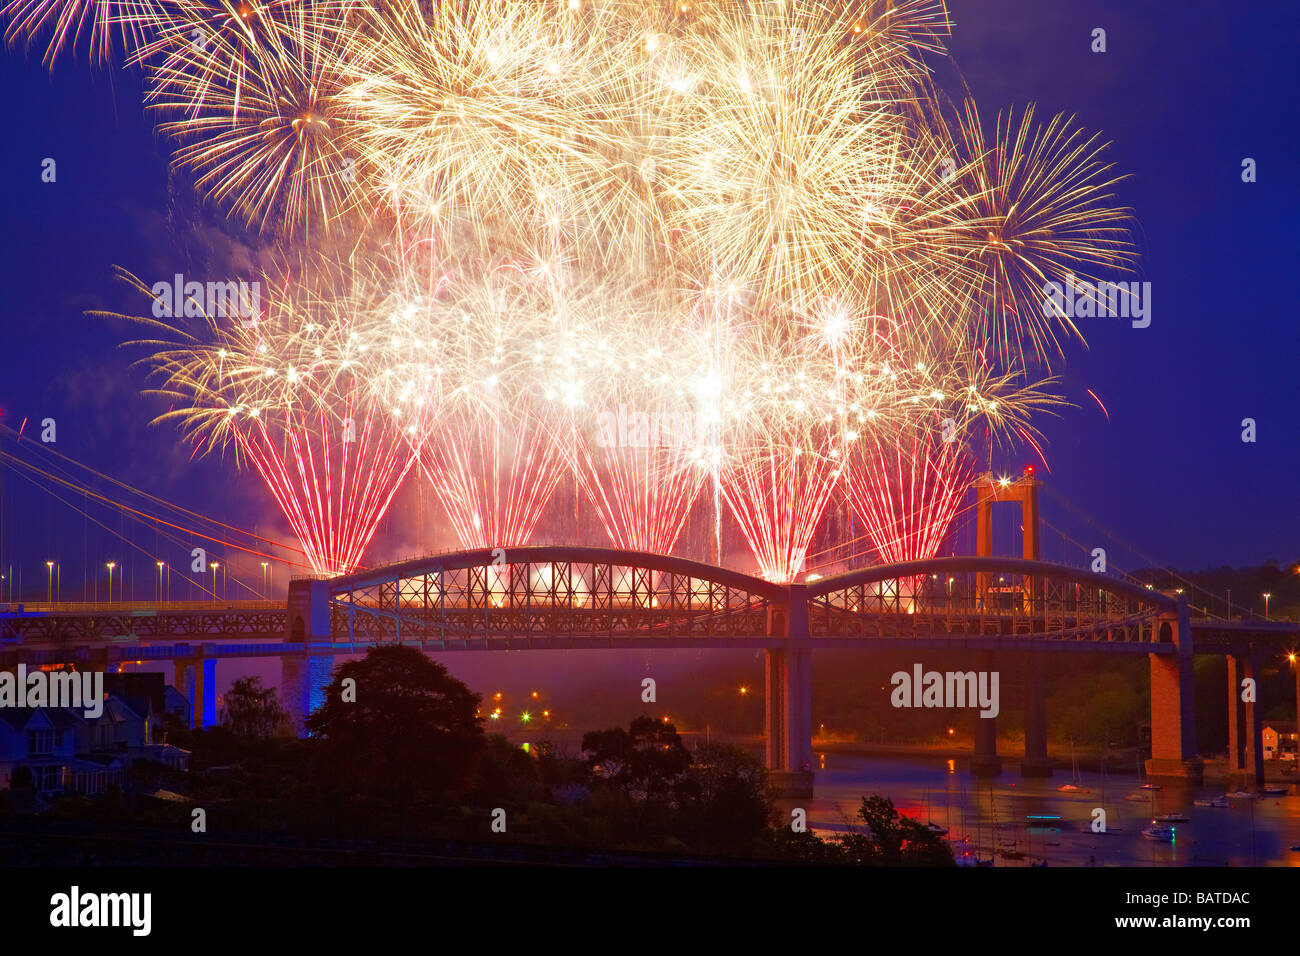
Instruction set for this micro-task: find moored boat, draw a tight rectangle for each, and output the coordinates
[1142,821,1176,841]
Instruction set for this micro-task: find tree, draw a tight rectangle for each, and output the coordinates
[838,795,954,866]
[305,645,484,801]
[582,716,692,803]
[674,742,771,853]
[220,676,290,738]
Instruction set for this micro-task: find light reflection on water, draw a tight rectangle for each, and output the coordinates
[779,752,1300,867]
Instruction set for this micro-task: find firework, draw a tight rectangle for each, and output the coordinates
[50,0,1141,579]
[135,0,363,236]
[1,0,159,65]
[943,100,1138,368]
[105,261,419,574]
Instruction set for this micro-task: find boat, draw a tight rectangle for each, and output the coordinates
[1193,796,1230,808]
[925,821,949,836]
[1140,783,1162,791]
[1261,785,1288,796]
[1227,790,1257,799]
[1125,793,1151,802]
[1155,811,1190,823]
[1290,845,1300,853]
[1058,738,1084,792]
[1142,822,1176,841]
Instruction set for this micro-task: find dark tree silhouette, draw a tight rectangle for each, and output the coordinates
[582,715,692,803]
[306,645,484,802]
[220,676,290,738]
[839,794,955,866]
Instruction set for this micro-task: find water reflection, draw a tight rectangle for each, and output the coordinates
[777,753,1300,866]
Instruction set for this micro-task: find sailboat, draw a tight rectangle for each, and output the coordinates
[974,783,994,866]
[953,784,978,866]
[923,785,948,835]
[1094,758,1123,832]
[1137,750,1161,790]
[1058,738,1083,792]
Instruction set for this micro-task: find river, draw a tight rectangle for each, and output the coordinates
[791,751,1300,866]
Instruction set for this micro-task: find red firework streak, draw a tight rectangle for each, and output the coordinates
[414,397,570,550]
[569,410,707,555]
[844,425,975,596]
[235,392,416,574]
[720,418,843,583]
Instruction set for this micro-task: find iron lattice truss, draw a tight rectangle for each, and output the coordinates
[330,558,776,647]
[809,564,1168,644]
[325,551,1181,649]
[0,606,287,645]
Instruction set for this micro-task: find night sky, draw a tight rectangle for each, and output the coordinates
[0,0,1295,604]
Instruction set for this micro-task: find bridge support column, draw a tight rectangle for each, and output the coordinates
[172,655,216,730]
[1243,652,1265,789]
[764,588,813,798]
[1146,603,1202,782]
[281,653,334,737]
[1021,652,1052,776]
[1227,655,1246,775]
[971,651,1001,776]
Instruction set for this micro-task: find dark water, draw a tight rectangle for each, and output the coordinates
[790,752,1300,866]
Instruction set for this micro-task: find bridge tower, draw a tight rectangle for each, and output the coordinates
[283,579,335,735]
[971,471,1042,776]
[973,470,1041,567]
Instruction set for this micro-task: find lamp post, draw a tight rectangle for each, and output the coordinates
[261,561,269,599]
[1264,592,1272,620]
[106,562,116,605]
[157,561,165,604]
[211,562,219,602]
[46,561,54,604]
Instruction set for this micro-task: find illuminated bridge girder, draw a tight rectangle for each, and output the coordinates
[326,548,782,648]
[320,550,1180,650]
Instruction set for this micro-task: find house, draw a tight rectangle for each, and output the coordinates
[0,686,191,797]
[0,708,84,793]
[1263,721,1297,760]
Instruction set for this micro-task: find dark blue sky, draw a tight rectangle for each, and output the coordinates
[0,0,1295,603]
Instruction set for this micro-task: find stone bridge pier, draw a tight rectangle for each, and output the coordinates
[1146,604,1203,782]
[764,586,814,798]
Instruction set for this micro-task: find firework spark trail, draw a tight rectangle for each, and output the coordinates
[106,262,420,574]
[416,402,571,550]
[35,0,1143,577]
[130,0,362,236]
[569,416,708,555]
[1,0,160,65]
[235,398,415,574]
[844,425,976,572]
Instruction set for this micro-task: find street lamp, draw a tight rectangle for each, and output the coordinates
[1264,592,1272,619]
[157,561,165,604]
[211,562,219,601]
[260,561,269,599]
[106,562,116,605]
[46,561,54,604]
